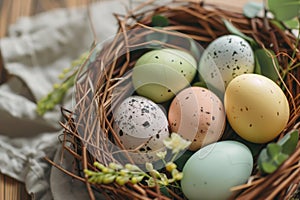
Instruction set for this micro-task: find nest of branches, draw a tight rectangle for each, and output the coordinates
[51,1,300,199]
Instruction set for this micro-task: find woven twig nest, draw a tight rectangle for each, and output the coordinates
[55,1,300,199]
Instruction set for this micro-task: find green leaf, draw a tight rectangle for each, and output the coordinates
[284,18,300,29]
[277,130,299,155]
[266,143,282,159]
[258,130,298,174]
[222,19,258,48]
[268,0,300,21]
[254,53,262,74]
[243,2,264,18]
[254,48,280,82]
[261,161,278,174]
[258,149,276,174]
[274,153,289,166]
[270,19,285,30]
[151,15,169,27]
[160,186,171,198]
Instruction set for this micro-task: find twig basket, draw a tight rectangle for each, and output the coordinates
[54,1,300,199]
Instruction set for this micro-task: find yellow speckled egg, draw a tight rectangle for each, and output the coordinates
[224,74,290,143]
[168,87,226,151]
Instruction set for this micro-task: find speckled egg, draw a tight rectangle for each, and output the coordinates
[168,87,226,151]
[224,74,290,143]
[199,35,254,88]
[113,96,169,163]
[132,48,197,103]
[181,141,253,200]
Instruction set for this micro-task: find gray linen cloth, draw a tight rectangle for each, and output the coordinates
[0,1,128,199]
[0,0,174,198]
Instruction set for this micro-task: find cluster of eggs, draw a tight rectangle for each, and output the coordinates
[112,35,290,199]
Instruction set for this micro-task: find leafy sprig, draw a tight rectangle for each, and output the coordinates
[84,133,191,187]
[36,52,89,115]
[258,130,299,174]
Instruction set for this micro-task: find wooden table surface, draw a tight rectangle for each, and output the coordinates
[0,0,259,199]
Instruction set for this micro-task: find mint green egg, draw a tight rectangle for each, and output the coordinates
[132,48,197,103]
[181,141,253,200]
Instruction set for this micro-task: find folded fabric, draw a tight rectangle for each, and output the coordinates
[0,1,127,199]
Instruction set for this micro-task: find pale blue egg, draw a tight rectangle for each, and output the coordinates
[181,140,253,200]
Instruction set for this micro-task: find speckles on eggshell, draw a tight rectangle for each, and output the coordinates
[168,87,226,151]
[198,35,254,88]
[142,121,150,128]
[119,130,124,136]
[113,96,169,160]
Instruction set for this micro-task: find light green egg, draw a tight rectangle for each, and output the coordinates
[132,48,197,103]
[181,141,253,200]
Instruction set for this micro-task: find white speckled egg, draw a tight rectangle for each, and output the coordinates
[168,87,226,151]
[181,141,253,200]
[199,35,254,88]
[113,96,169,163]
[132,48,197,103]
[224,74,290,143]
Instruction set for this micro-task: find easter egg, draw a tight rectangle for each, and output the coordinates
[168,87,226,151]
[181,141,253,200]
[132,48,197,103]
[198,35,254,95]
[224,74,290,143]
[113,96,169,163]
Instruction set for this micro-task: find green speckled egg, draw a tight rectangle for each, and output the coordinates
[132,48,197,103]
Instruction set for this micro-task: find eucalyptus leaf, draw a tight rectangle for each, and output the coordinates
[151,15,169,27]
[258,149,269,164]
[222,19,258,48]
[258,148,287,174]
[284,18,300,30]
[277,130,299,155]
[243,2,264,18]
[160,186,171,198]
[257,149,276,174]
[254,54,262,74]
[261,161,278,174]
[268,0,300,21]
[266,143,282,159]
[273,153,289,166]
[258,130,299,174]
[270,19,285,30]
[254,48,280,82]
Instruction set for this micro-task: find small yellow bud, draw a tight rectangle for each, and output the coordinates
[120,169,130,176]
[175,172,183,180]
[116,176,129,185]
[53,83,60,89]
[102,174,116,184]
[166,162,177,172]
[58,73,65,79]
